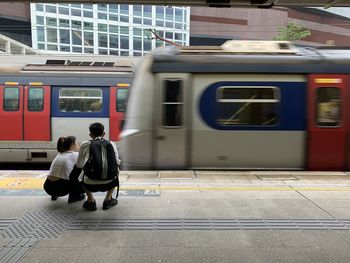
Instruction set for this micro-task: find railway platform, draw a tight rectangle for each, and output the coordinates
[1,170,350,262]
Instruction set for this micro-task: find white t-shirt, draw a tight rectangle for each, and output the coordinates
[48,151,78,180]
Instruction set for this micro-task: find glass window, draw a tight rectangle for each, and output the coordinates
[72,20,81,30]
[45,5,57,13]
[156,40,164,47]
[99,49,108,55]
[109,14,118,22]
[72,31,82,45]
[133,51,142,56]
[58,7,69,15]
[84,48,94,54]
[60,45,70,52]
[216,87,280,126]
[144,18,152,26]
[46,17,57,27]
[71,4,81,8]
[165,32,173,39]
[109,35,118,49]
[59,19,70,28]
[98,4,107,12]
[133,5,142,16]
[144,5,152,17]
[47,44,58,51]
[72,47,82,53]
[98,23,107,32]
[98,33,107,47]
[120,26,129,35]
[84,22,93,31]
[36,4,44,12]
[60,29,70,44]
[59,88,102,112]
[120,15,129,23]
[110,25,118,33]
[162,80,183,127]
[38,43,45,50]
[175,23,183,30]
[156,6,164,19]
[109,4,118,13]
[28,88,44,112]
[83,4,93,9]
[37,26,45,42]
[133,17,142,24]
[120,51,129,56]
[166,7,173,20]
[144,38,152,51]
[316,87,341,127]
[71,9,81,17]
[84,32,93,46]
[3,87,19,111]
[47,28,57,43]
[83,11,93,18]
[175,9,183,22]
[36,16,44,25]
[117,88,129,112]
[156,20,164,27]
[98,13,107,20]
[134,37,142,50]
[120,35,129,49]
[120,5,129,14]
[134,28,142,36]
[175,33,182,40]
[110,50,119,55]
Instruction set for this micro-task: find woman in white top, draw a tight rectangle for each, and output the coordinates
[44,136,85,203]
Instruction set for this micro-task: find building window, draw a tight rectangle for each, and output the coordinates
[60,29,70,45]
[36,16,44,25]
[37,27,45,42]
[216,87,280,126]
[45,5,57,13]
[316,87,341,127]
[109,35,118,49]
[3,87,19,111]
[72,31,82,45]
[58,7,69,15]
[46,17,57,27]
[59,88,103,112]
[47,28,57,43]
[98,33,108,47]
[84,32,94,46]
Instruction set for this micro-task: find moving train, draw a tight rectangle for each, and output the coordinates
[120,40,350,171]
[0,54,135,163]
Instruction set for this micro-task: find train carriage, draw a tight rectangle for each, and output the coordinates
[120,41,350,171]
[0,54,135,163]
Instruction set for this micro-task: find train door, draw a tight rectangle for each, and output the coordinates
[307,75,346,170]
[109,84,129,141]
[0,84,23,140]
[155,74,190,169]
[23,85,51,141]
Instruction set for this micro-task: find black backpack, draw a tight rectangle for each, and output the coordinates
[83,138,118,181]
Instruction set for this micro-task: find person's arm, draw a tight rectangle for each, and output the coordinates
[111,142,121,166]
[76,141,89,168]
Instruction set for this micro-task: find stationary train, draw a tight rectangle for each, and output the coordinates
[0,54,135,163]
[120,40,350,171]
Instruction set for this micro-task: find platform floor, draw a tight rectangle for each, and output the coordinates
[1,170,350,262]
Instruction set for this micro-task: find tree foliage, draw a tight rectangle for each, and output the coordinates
[273,23,311,41]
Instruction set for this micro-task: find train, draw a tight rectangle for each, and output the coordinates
[0,54,135,163]
[120,40,350,171]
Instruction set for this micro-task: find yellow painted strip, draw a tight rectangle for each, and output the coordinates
[1,178,350,191]
[315,78,342,84]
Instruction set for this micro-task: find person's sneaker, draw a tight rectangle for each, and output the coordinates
[68,194,85,203]
[102,198,118,210]
[51,196,58,201]
[83,200,97,211]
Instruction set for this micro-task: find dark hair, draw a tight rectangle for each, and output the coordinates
[57,136,76,153]
[89,122,104,137]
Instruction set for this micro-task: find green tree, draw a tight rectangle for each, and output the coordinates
[273,23,311,41]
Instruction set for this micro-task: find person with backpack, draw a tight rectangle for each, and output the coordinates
[44,136,85,203]
[76,122,120,211]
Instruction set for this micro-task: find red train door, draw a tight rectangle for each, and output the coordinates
[109,84,129,141]
[23,85,51,141]
[307,75,346,170]
[0,84,23,140]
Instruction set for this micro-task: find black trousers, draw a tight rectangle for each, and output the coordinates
[44,166,84,197]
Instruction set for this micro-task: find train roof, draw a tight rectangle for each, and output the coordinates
[151,41,350,74]
[0,54,139,74]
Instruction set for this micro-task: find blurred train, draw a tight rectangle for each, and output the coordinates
[121,40,350,171]
[0,54,135,163]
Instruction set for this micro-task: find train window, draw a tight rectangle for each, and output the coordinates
[116,88,129,112]
[162,79,183,127]
[3,87,19,111]
[28,87,44,111]
[59,88,103,112]
[316,87,341,127]
[216,86,280,126]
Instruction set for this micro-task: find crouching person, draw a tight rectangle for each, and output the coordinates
[77,122,120,211]
[44,136,85,203]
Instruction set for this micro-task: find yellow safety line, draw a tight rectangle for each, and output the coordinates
[1,178,350,191]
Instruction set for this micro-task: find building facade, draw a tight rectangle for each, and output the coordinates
[30,3,190,56]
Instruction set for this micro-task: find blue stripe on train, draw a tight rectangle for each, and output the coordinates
[51,86,110,118]
[199,81,307,131]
